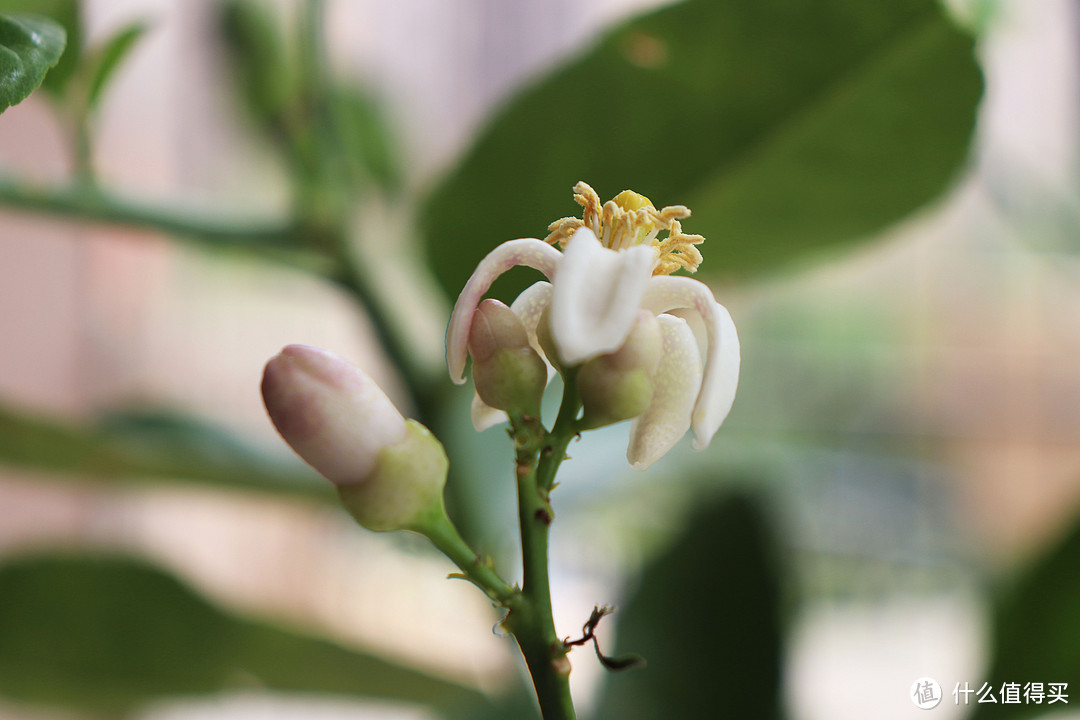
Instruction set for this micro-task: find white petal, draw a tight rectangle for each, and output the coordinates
[446,238,562,384]
[549,228,654,366]
[471,392,508,431]
[627,315,702,470]
[641,276,740,449]
[509,280,555,379]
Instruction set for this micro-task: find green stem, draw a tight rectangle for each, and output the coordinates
[504,379,583,720]
[335,249,439,408]
[0,177,300,248]
[0,176,436,409]
[72,112,95,188]
[420,504,516,605]
[537,370,582,492]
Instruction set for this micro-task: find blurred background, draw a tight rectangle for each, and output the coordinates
[0,0,1078,718]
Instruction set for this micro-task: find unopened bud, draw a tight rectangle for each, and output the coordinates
[578,312,662,429]
[337,420,448,532]
[262,345,447,532]
[469,299,547,417]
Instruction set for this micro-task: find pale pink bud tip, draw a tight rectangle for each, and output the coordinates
[261,345,407,486]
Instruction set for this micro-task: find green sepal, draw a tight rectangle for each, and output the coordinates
[337,419,449,533]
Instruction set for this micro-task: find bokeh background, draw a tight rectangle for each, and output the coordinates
[0,0,1078,719]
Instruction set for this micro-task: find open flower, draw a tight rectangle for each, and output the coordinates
[446,182,740,469]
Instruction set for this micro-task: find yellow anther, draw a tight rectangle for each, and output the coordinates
[544,181,704,275]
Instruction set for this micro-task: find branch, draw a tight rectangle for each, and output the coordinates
[0,176,300,249]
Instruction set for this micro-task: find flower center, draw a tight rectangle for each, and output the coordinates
[545,181,705,275]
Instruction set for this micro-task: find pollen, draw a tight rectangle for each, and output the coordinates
[544,181,704,275]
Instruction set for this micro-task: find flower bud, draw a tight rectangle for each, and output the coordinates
[468,299,547,417]
[577,311,662,429]
[337,420,448,532]
[262,344,447,532]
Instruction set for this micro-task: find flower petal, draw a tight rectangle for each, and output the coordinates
[627,315,702,470]
[446,238,562,384]
[471,392,508,431]
[510,280,555,377]
[641,276,740,449]
[549,228,654,366]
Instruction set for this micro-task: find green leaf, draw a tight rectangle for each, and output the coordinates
[85,20,148,112]
[421,0,982,300]
[593,493,786,720]
[220,0,298,125]
[0,404,328,498]
[0,0,78,93]
[442,682,540,720]
[333,87,403,193]
[0,13,66,113]
[0,553,491,715]
[970,514,1080,720]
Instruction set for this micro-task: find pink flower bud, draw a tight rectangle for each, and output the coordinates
[262,345,448,532]
[262,345,407,485]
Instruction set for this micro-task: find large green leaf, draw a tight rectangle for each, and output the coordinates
[0,553,492,716]
[0,0,78,93]
[0,13,66,113]
[0,405,328,498]
[592,492,786,720]
[970,513,1080,720]
[422,0,982,299]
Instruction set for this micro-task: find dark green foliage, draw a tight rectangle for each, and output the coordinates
[971,513,1080,720]
[421,0,982,302]
[0,554,491,716]
[594,493,785,720]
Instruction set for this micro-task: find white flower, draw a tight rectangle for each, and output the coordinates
[446,182,740,469]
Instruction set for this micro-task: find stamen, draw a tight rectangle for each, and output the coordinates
[543,181,704,275]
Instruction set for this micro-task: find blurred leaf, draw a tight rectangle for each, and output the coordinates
[0,0,78,93]
[84,20,148,113]
[971,513,1080,720]
[0,404,328,498]
[422,0,982,300]
[0,13,66,113]
[0,553,492,716]
[220,0,298,127]
[593,493,785,720]
[443,680,540,720]
[333,87,403,193]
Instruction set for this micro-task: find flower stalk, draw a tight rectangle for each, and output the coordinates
[502,374,583,720]
[263,181,739,720]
